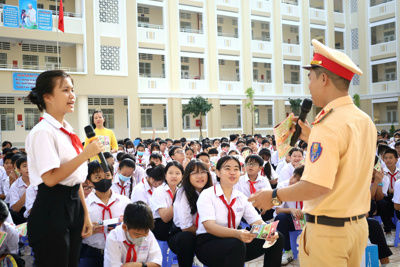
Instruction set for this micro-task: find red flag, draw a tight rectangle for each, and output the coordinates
[58,0,64,32]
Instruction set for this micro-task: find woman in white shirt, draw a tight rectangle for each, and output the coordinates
[25,70,102,267]
[195,156,283,267]
[277,148,303,187]
[168,160,213,267]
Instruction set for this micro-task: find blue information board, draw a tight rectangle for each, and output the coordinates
[13,73,39,91]
[3,5,19,28]
[38,9,53,31]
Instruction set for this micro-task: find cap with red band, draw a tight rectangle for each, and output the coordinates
[303,39,363,81]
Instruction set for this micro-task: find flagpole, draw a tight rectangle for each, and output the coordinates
[56,0,60,69]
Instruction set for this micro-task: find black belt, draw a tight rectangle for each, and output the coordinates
[305,214,365,227]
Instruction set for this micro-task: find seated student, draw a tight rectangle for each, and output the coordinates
[150,142,166,166]
[208,148,219,158]
[236,140,245,153]
[9,157,30,224]
[195,156,283,267]
[377,144,391,170]
[0,200,23,266]
[275,153,291,176]
[104,202,162,267]
[236,155,274,221]
[396,142,400,169]
[2,153,20,206]
[168,160,213,267]
[165,138,173,150]
[111,159,136,199]
[119,154,146,185]
[277,148,303,187]
[149,153,163,167]
[258,149,279,188]
[135,144,149,170]
[82,179,94,199]
[131,162,165,205]
[104,152,115,167]
[228,150,240,156]
[185,147,195,162]
[173,140,182,147]
[24,184,39,219]
[274,165,305,265]
[366,217,393,267]
[80,161,131,267]
[117,144,125,153]
[212,139,220,150]
[246,138,259,154]
[270,141,279,169]
[370,156,389,219]
[219,143,230,158]
[150,161,183,241]
[168,146,185,166]
[159,140,168,159]
[196,152,218,185]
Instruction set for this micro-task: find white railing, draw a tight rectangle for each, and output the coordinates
[251,1,272,13]
[216,0,240,8]
[283,84,302,95]
[0,64,83,72]
[180,79,207,93]
[138,77,168,92]
[180,32,205,47]
[137,27,165,44]
[138,23,164,30]
[281,2,300,17]
[251,39,272,54]
[217,36,240,50]
[282,43,301,57]
[371,81,398,94]
[370,0,395,20]
[252,82,274,95]
[218,81,242,94]
[334,12,345,25]
[309,7,326,22]
[370,40,396,58]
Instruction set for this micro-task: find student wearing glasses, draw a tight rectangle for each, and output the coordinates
[168,146,185,166]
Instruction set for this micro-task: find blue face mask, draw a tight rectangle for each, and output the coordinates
[137,151,145,156]
[119,173,131,182]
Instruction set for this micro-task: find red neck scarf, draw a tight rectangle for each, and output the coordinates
[214,186,236,229]
[389,172,398,189]
[296,201,303,210]
[123,241,137,263]
[142,178,153,195]
[249,180,258,194]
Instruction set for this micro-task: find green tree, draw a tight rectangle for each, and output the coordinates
[390,124,396,137]
[182,96,213,141]
[245,87,256,135]
[353,94,360,108]
[289,98,302,116]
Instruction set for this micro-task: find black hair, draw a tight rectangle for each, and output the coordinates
[165,138,173,142]
[216,155,241,182]
[103,152,113,160]
[241,146,252,155]
[16,157,27,169]
[212,139,220,145]
[3,152,14,163]
[2,148,11,156]
[293,165,305,177]
[155,137,161,142]
[10,147,19,153]
[149,153,162,162]
[245,154,264,166]
[119,159,136,170]
[124,138,132,144]
[208,148,218,155]
[258,148,271,161]
[168,146,182,158]
[272,140,276,146]
[87,160,114,181]
[165,160,184,176]
[377,144,391,156]
[236,139,245,145]
[246,138,256,146]
[150,142,160,152]
[91,110,106,129]
[126,141,135,149]
[2,141,12,148]
[383,148,398,159]
[121,153,136,163]
[374,155,379,166]
[124,202,154,231]
[229,134,237,142]
[177,160,213,215]
[220,137,228,143]
[116,152,126,162]
[261,139,270,145]
[395,142,400,148]
[0,200,9,223]
[185,147,194,154]
[11,153,23,166]
[27,70,73,112]
[288,147,302,156]
[159,140,167,145]
[146,162,166,182]
[196,152,210,159]
[228,150,239,155]
[221,143,230,149]
[117,140,124,145]
[202,143,211,151]
[173,140,182,145]
[263,161,272,180]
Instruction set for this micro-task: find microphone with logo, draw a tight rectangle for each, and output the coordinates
[84,125,109,173]
[290,98,313,147]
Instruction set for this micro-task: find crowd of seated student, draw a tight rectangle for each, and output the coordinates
[1,129,400,266]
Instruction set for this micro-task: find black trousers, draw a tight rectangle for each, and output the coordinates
[195,232,284,267]
[28,183,83,267]
[10,207,27,225]
[78,244,104,267]
[275,213,295,251]
[376,197,394,233]
[168,231,196,267]
[367,218,392,260]
[153,218,172,241]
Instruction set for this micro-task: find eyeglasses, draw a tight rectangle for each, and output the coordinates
[190,170,208,176]
[83,186,93,191]
[175,150,184,154]
[245,162,259,167]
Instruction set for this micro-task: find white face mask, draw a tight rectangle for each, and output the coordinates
[125,232,145,246]
[127,148,134,153]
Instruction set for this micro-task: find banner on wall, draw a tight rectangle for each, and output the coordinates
[3,5,19,28]
[38,9,53,31]
[19,0,38,29]
[13,73,39,91]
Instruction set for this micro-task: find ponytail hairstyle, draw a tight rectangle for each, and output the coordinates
[146,161,166,182]
[27,70,73,112]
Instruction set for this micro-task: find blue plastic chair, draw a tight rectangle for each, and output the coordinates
[373,215,382,225]
[394,221,400,247]
[157,240,169,267]
[289,230,302,260]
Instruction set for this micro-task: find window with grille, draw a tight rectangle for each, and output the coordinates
[0,108,15,131]
[386,106,397,124]
[180,22,191,31]
[138,6,150,14]
[264,63,271,68]
[139,53,153,60]
[254,109,259,126]
[290,27,298,33]
[385,68,396,81]
[219,59,225,65]
[0,97,15,104]
[163,108,167,128]
[261,23,269,30]
[181,57,189,63]
[25,108,41,130]
[88,98,114,105]
[45,56,61,70]
[0,53,7,68]
[22,55,39,70]
[0,42,11,50]
[253,62,258,68]
[267,108,273,125]
[102,109,115,129]
[232,19,238,26]
[99,0,119,24]
[124,98,128,106]
[217,17,224,24]
[180,12,191,20]
[138,16,150,24]
[22,44,60,54]
[291,72,300,84]
[139,62,151,77]
[237,109,241,127]
[290,65,300,70]
[384,30,395,42]
[235,61,239,67]
[262,31,270,41]
[141,109,152,128]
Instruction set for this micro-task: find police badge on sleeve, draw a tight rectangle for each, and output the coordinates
[310,142,323,163]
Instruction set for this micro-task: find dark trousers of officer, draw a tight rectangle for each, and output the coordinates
[195,231,284,267]
[28,183,83,267]
[168,231,196,267]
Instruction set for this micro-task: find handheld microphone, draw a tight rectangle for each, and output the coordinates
[290,99,313,147]
[84,125,109,173]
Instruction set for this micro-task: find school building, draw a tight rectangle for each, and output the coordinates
[0,0,399,146]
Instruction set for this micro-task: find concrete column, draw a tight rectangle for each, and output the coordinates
[357,1,369,95]
[76,44,84,72]
[128,96,141,139]
[326,0,335,48]
[75,0,82,15]
[274,100,286,126]
[360,99,373,120]
[207,98,221,138]
[167,0,181,93]
[241,0,252,92]
[168,98,183,139]
[301,0,311,96]
[272,1,283,95]
[206,0,219,93]
[76,95,88,140]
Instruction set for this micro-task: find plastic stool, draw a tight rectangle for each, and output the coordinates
[393,210,398,225]
[167,249,178,267]
[289,230,302,260]
[240,221,251,230]
[373,215,382,225]
[157,240,169,267]
[394,221,400,247]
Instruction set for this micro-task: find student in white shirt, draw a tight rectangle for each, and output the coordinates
[150,161,183,241]
[2,153,19,206]
[195,156,283,267]
[275,153,290,176]
[119,153,146,185]
[25,70,102,266]
[159,140,169,161]
[9,157,30,224]
[185,147,195,161]
[168,160,213,267]
[274,165,305,265]
[0,200,21,265]
[131,162,165,205]
[136,144,149,170]
[258,148,279,188]
[196,152,218,185]
[24,184,38,218]
[168,146,185,166]
[111,159,136,199]
[149,153,164,167]
[277,148,303,187]
[104,202,162,267]
[80,161,131,267]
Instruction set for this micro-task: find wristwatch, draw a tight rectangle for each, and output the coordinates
[142,263,147,267]
[271,188,282,206]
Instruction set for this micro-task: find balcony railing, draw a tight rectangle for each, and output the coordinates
[370,0,395,21]
[216,0,240,8]
[309,7,326,22]
[371,80,398,94]
[252,82,274,95]
[251,1,271,13]
[334,11,345,25]
[219,81,242,94]
[283,84,302,95]
[252,39,272,54]
[180,79,207,93]
[0,64,83,72]
[180,32,206,47]
[282,43,301,57]
[137,27,165,44]
[252,36,271,41]
[138,23,164,30]
[281,2,300,17]
[371,40,396,58]
[255,124,274,128]
[374,119,398,125]
[217,36,240,50]
[138,76,168,92]
[180,28,203,34]
[221,124,241,129]
[141,127,168,131]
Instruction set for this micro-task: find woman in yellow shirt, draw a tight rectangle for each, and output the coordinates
[84,110,118,161]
